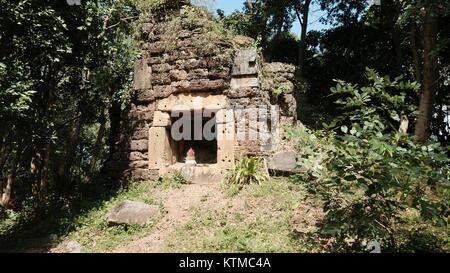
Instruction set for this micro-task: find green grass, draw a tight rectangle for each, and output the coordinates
[154,171,188,189]
[0,206,34,241]
[0,181,168,253]
[0,172,189,253]
[394,208,450,252]
[56,182,164,253]
[166,178,321,253]
[1,176,325,253]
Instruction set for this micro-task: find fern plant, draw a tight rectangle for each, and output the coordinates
[224,157,269,189]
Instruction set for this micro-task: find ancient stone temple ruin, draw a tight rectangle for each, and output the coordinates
[110,4,298,182]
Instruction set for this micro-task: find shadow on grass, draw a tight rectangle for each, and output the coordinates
[0,179,131,253]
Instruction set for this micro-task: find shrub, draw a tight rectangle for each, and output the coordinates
[156,172,188,189]
[135,0,186,14]
[291,69,450,252]
[224,157,269,190]
[170,171,188,186]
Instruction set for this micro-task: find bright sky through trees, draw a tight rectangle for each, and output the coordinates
[214,0,329,35]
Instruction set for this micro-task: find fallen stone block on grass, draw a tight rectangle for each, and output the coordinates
[107,200,160,226]
[268,150,305,175]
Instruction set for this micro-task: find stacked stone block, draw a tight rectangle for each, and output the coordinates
[109,4,298,181]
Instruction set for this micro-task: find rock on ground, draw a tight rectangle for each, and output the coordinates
[107,200,160,226]
[268,150,304,174]
[65,241,82,253]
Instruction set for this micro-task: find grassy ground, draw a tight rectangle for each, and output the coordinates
[166,179,319,253]
[0,181,165,253]
[1,175,447,253]
[51,183,165,253]
[0,177,323,253]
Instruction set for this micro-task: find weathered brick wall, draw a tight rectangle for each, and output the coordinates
[262,63,297,123]
[106,4,298,182]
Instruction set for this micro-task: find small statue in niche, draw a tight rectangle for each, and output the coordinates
[181,147,196,183]
[185,147,197,166]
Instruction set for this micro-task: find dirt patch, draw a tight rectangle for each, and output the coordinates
[20,178,323,253]
[111,183,228,253]
[292,203,325,234]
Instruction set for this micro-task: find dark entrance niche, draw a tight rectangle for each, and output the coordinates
[171,110,217,164]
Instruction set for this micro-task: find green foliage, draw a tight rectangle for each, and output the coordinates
[216,1,300,63]
[272,84,291,97]
[325,68,420,135]
[250,36,263,49]
[0,0,139,209]
[0,201,35,240]
[223,184,242,198]
[292,71,450,252]
[134,0,184,14]
[171,172,188,185]
[223,157,269,191]
[319,0,369,27]
[183,5,234,40]
[319,133,447,251]
[217,9,254,37]
[160,5,233,51]
[263,32,299,63]
[0,181,164,252]
[0,61,36,117]
[53,182,162,252]
[156,172,188,189]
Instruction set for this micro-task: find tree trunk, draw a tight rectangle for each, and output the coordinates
[1,171,16,208]
[31,63,54,205]
[246,0,253,12]
[414,11,438,144]
[0,138,27,208]
[108,101,122,159]
[392,25,403,73]
[38,143,51,205]
[382,0,402,74]
[1,153,19,208]
[297,0,312,79]
[31,151,41,198]
[0,145,12,173]
[31,144,51,206]
[409,20,422,85]
[89,114,107,178]
[0,178,3,206]
[0,128,13,171]
[57,117,82,193]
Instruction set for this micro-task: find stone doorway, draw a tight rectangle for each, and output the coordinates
[171,111,218,164]
[147,93,235,171]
